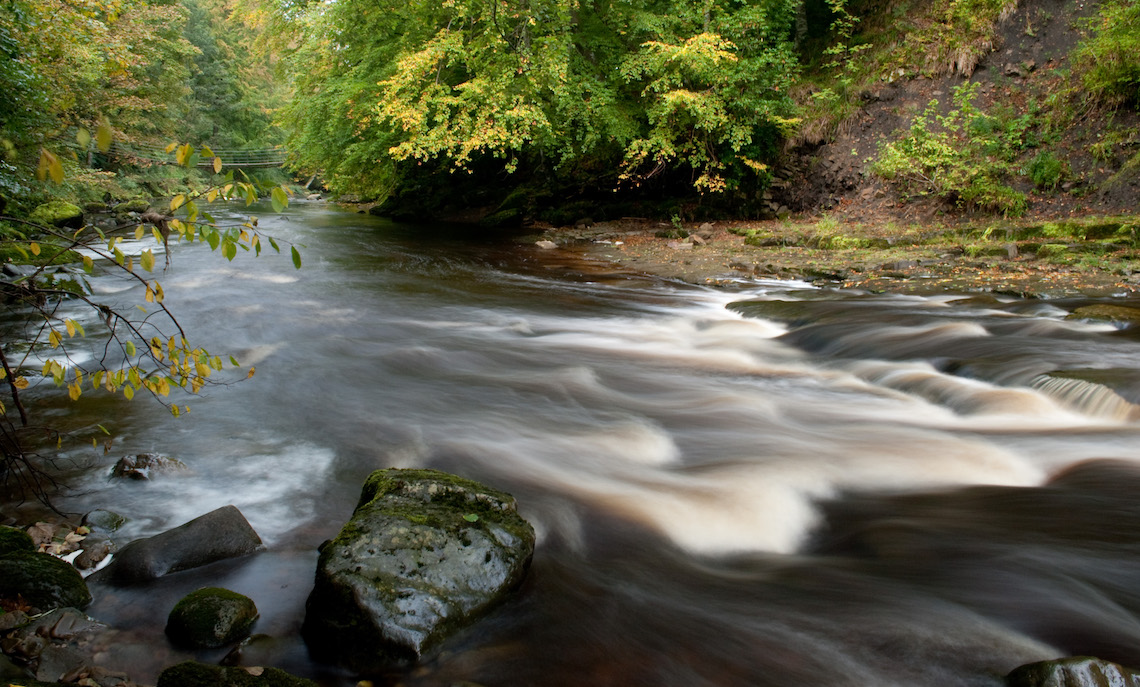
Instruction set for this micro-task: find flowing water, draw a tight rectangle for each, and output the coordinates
[10,202,1140,686]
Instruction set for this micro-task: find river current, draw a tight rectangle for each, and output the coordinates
[13,202,1140,685]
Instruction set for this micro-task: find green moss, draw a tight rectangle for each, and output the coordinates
[0,551,91,612]
[156,661,317,687]
[0,525,35,556]
[28,201,83,228]
[166,587,258,649]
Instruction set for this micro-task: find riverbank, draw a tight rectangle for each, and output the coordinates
[526,214,1140,299]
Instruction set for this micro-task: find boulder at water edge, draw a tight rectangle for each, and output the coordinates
[1007,656,1140,686]
[0,550,91,613]
[0,524,36,556]
[302,468,535,671]
[94,505,262,584]
[28,201,83,229]
[166,587,259,649]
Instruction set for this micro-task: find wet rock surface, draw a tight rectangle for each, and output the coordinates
[1007,656,1140,686]
[302,468,535,672]
[166,587,259,649]
[93,505,262,584]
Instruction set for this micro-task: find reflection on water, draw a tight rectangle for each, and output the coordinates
[9,202,1140,685]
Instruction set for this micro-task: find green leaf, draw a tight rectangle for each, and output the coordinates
[205,229,220,251]
[140,249,155,272]
[229,356,240,367]
[463,513,480,522]
[291,246,302,269]
[124,341,136,357]
[271,186,288,213]
[223,240,237,261]
[96,121,113,152]
[77,129,92,149]
[269,237,280,253]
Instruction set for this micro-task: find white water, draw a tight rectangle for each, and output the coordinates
[11,202,1140,686]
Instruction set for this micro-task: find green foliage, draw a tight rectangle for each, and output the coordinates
[872,83,1027,216]
[1073,0,1140,107]
[276,0,801,204]
[1,145,297,503]
[1027,150,1065,190]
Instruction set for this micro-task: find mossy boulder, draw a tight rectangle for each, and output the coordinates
[156,661,317,687]
[28,201,83,229]
[0,551,92,612]
[1066,304,1140,324]
[112,199,150,214]
[0,525,36,556]
[1006,656,1140,686]
[166,587,259,648]
[302,468,535,671]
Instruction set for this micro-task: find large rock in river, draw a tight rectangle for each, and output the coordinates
[1007,656,1140,686]
[94,505,262,584]
[302,468,535,671]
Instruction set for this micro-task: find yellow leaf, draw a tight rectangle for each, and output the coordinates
[49,330,62,348]
[171,404,180,417]
[30,242,41,256]
[170,194,186,211]
[13,376,29,390]
[247,366,256,379]
[207,189,218,203]
[68,383,81,401]
[123,385,134,400]
[141,249,155,272]
[0,367,5,379]
[213,156,222,174]
[65,320,76,337]
[165,141,179,154]
[135,225,145,240]
[145,286,155,303]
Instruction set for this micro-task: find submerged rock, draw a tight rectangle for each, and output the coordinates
[302,468,535,671]
[94,505,262,584]
[166,587,259,649]
[157,661,317,687]
[1006,656,1140,686]
[0,552,91,613]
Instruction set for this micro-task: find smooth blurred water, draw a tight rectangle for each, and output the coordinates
[11,202,1140,686]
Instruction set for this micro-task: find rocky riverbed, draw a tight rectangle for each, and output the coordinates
[526,215,1140,299]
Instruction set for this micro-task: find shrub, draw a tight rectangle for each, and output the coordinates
[1027,151,1065,190]
[1073,0,1140,107]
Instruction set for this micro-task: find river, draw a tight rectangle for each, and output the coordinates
[11,201,1140,686]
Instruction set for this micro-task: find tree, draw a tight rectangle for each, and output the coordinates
[274,0,801,212]
[1,144,298,506]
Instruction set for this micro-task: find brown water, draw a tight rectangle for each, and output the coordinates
[11,202,1140,686]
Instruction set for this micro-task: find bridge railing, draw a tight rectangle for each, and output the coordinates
[110,142,288,168]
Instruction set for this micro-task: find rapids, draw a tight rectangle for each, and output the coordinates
[9,202,1140,686]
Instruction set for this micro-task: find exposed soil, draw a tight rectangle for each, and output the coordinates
[525,0,1140,299]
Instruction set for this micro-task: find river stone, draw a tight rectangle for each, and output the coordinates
[166,587,259,648]
[0,524,36,556]
[95,505,262,584]
[110,453,188,480]
[28,201,83,229]
[1006,656,1140,686]
[157,661,317,687]
[0,552,92,612]
[1065,304,1140,324]
[81,509,127,533]
[302,468,535,670]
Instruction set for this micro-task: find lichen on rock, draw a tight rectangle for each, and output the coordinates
[302,468,535,672]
